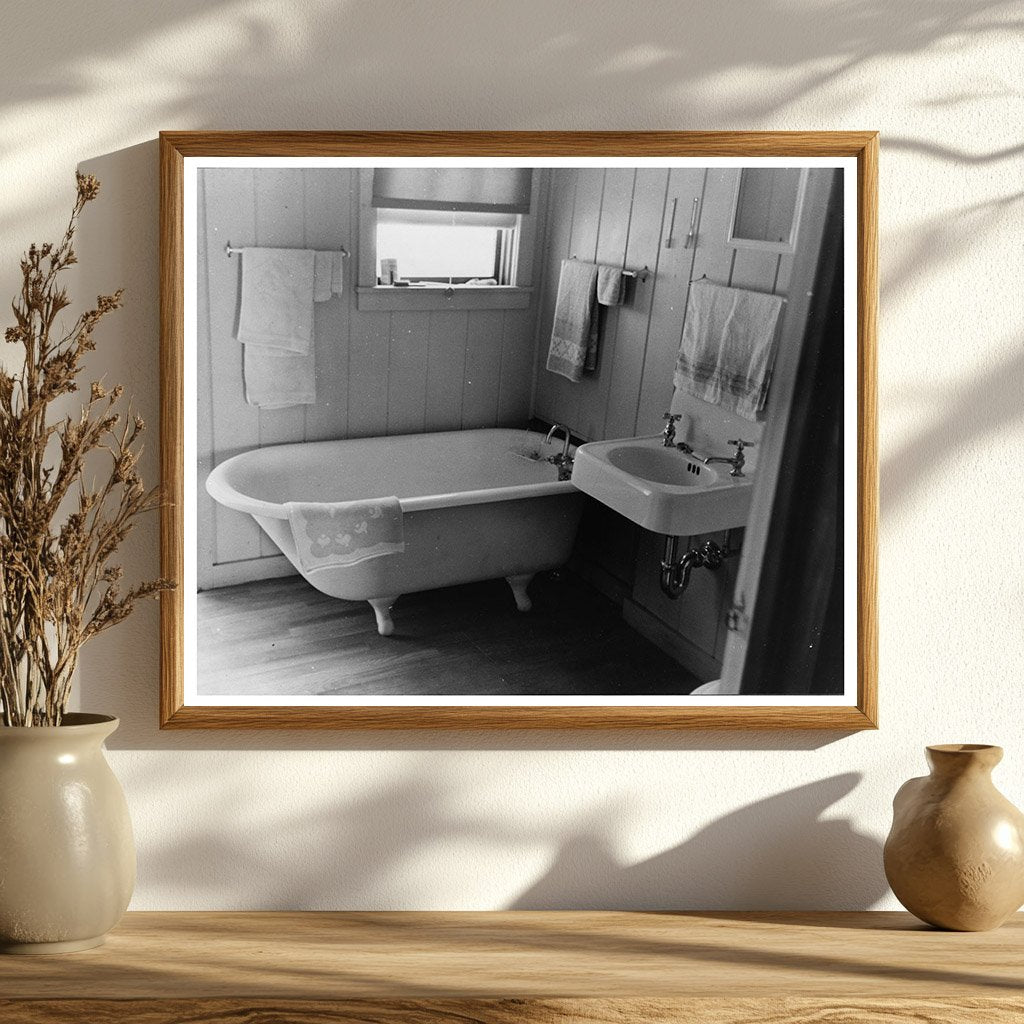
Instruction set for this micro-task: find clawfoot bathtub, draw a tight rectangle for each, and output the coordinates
[206,429,584,635]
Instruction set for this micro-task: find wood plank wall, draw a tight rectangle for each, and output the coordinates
[531,167,795,679]
[197,168,538,590]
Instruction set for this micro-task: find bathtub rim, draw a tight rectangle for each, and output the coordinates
[205,431,579,520]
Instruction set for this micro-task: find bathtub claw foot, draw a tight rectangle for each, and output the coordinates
[505,574,535,613]
[369,596,400,636]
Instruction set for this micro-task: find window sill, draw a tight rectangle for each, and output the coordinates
[355,286,532,312]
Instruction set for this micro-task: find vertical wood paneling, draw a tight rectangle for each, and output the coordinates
[497,307,534,426]
[196,167,561,587]
[532,169,577,426]
[252,168,307,556]
[730,249,781,291]
[575,168,634,441]
[304,170,352,441]
[387,311,429,435]
[462,309,504,428]
[605,167,669,440]
[425,311,468,431]
[253,168,308,458]
[202,168,262,567]
[550,168,606,433]
[528,163,800,680]
[635,167,705,437]
[348,312,390,438]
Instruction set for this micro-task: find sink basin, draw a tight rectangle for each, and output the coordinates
[571,436,753,536]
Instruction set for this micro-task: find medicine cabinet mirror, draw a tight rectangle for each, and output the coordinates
[727,167,808,254]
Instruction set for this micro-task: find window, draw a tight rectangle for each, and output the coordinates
[375,209,519,285]
[358,166,535,310]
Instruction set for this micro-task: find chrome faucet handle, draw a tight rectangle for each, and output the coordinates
[662,413,681,447]
[727,439,754,451]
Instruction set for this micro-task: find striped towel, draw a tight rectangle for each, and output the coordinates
[674,281,784,421]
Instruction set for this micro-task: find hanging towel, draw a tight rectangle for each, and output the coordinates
[597,265,625,307]
[673,281,785,421]
[236,248,316,354]
[546,259,600,382]
[285,497,404,573]
[313,251,334,302]
[330,252,345,295]
[243,346,316,408]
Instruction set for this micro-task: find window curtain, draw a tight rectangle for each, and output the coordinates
[372,168,533,214]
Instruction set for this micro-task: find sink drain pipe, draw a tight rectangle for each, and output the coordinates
[660,534,737,600]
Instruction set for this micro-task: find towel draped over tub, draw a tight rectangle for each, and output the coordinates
[285,497,405,574]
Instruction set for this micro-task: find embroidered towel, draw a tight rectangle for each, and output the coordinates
[285,497,405,573]
[546,259,600,382]
[236,248,316,354]
[673,281,784,421]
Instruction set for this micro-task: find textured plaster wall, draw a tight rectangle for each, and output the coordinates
[1,0,1021,910]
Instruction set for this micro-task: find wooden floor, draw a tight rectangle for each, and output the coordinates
[197,572,700,697]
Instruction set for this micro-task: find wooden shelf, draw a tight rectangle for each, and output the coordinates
[1,911,1021,1022]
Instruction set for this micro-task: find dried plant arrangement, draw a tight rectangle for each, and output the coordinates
[0,174,172,727]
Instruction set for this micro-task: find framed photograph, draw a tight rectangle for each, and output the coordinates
[159,131,877,729]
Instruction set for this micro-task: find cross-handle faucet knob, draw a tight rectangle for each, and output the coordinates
[727,439,754,452]
[662,413,682,446]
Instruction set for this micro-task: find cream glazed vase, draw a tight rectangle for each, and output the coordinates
[0,713,135,953]
[884,744,1024,931]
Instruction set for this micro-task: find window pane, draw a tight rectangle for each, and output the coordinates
[377,222,498,280]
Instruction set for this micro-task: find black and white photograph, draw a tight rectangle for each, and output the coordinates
[162,136,875,727]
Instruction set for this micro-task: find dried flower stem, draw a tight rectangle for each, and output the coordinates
[0,174,174,726]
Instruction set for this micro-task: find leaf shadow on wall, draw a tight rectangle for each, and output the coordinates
[129,762,886,911]
[511,774,887,910]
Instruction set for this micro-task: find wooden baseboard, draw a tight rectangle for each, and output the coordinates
[200,554,297,591]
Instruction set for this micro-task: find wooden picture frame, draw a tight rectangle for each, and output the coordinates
[160,131,878,730]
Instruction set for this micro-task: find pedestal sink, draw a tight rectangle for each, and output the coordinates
[571,436,753,535]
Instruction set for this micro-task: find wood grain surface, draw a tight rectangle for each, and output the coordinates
[0,911,1019,1023]
[159,130,879,730]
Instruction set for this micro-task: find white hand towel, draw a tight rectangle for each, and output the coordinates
[243,345,316,409]
[597,265,625,307]
[313,251,334,302]
[331,252,345,295]
[236,247,315,354]
[673,281,784,421]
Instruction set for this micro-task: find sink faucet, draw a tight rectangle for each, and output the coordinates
[544,423,574,480]
[704,439,754,477]
[661,413,681,447]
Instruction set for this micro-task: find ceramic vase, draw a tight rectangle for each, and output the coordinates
[0,713,135,953]
[884,744,1024,931]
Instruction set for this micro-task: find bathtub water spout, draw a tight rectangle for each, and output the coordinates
[544,423,574,481]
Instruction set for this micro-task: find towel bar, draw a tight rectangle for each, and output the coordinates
[568,255,649,283]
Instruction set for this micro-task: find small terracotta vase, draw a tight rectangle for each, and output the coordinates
[0,714,135,953]
[884,744,1024,931]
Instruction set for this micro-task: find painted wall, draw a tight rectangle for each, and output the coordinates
[1,0,1020,911]
[197,167,537,588]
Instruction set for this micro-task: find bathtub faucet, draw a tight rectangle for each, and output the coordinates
[544,423,574,481]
